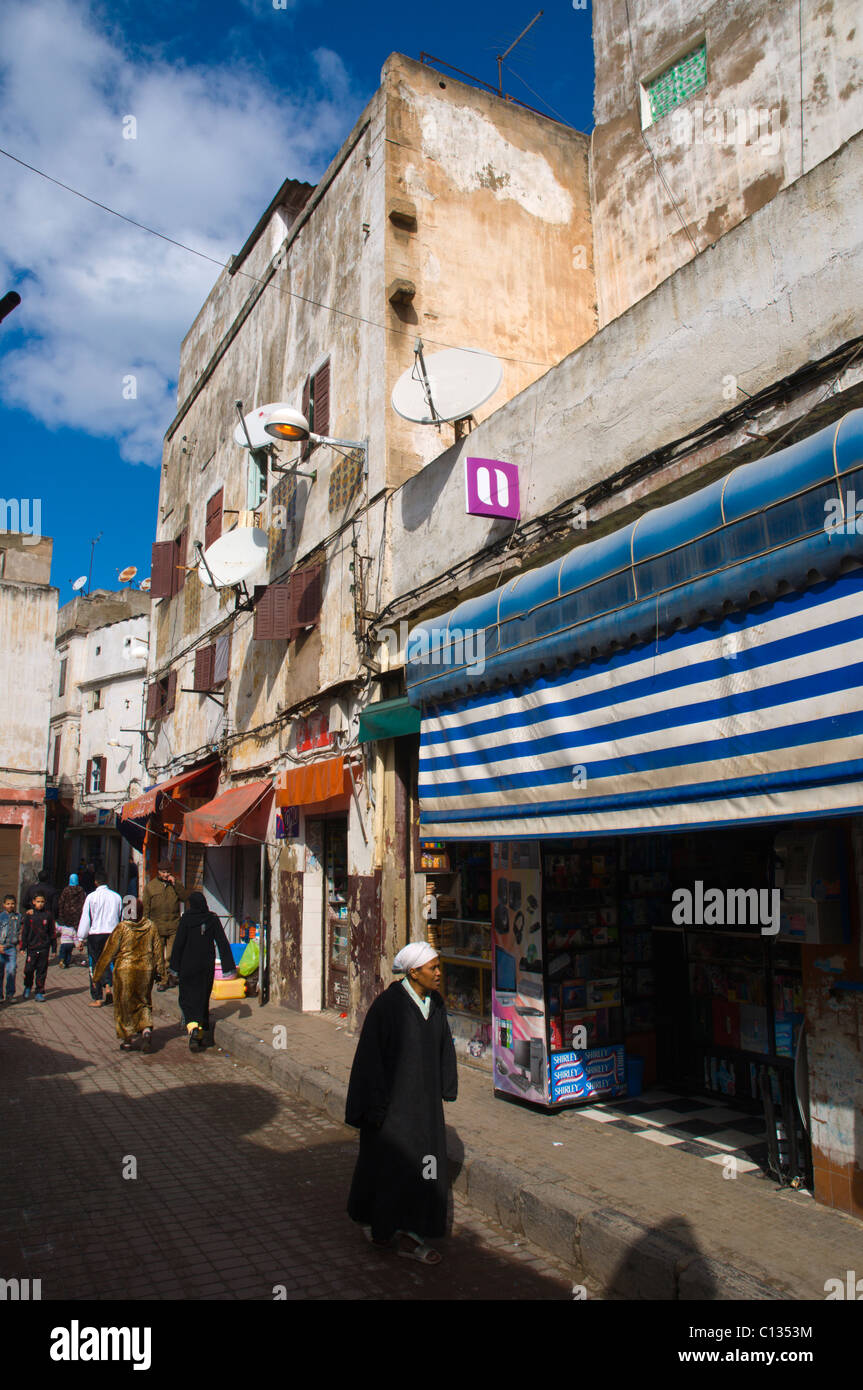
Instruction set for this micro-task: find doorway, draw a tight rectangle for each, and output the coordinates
[324,816,348,1011]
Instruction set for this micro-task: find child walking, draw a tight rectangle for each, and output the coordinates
[0,894,21,1000]
[21,892,57,1001]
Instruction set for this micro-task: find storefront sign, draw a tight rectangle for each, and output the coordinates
[276,807,299,839]
[465,457,520,520]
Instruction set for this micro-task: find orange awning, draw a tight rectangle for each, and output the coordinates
[275,756,351,809]
[179,780,274,846]
[120,762,218,821]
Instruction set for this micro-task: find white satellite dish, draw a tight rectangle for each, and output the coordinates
[139,577,151,592]
[234,402,294,450]
[198,527,268,588]
[391,347,503,425]
[71,575,87,591]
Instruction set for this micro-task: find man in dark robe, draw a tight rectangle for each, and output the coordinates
[345,941,457,1264]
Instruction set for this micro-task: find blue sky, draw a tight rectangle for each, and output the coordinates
[0,0,594,598]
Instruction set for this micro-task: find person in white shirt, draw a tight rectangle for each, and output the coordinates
[76,874,123,1008]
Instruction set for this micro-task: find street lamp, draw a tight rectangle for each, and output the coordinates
[263,406,367,477]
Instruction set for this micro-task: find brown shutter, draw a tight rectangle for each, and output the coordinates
[175,528,188,595]
[98,758,106,793]
[52,734,61,777]
[150,541,173,599]
[213,631,231,685]
[205,489,224,550]
[85,758,92,793]
[289,563,323,636]
[313,360,330,440]
[145,682,160,718]
[301,374,311,461]
[272,584,293,639]
[194,646,215,691]
[254,585,275,640]
[165,670,177,713]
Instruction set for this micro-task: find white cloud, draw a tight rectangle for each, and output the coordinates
[0,0,363,464]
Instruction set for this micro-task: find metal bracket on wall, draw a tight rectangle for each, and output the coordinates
[180,690,226,708]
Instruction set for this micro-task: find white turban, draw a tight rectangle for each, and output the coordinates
[392,941,438,974]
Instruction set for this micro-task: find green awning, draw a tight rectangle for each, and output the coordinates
[358,696,421,744]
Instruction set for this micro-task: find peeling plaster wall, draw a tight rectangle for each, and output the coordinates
[591,0,863,325]
[0,575,58,790]
[390,129,863,603]
[382,55,595,485]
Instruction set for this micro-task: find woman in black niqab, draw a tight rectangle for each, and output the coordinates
[170,890,236,1051]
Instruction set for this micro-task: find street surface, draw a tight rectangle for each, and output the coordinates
[0,965,573,1300]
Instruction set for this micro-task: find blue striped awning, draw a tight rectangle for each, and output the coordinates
[416,573,863,838]
[407,409,863,839]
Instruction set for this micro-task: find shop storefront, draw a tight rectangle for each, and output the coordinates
[405,408,863,1216]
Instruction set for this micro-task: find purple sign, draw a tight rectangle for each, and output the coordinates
[465,457,520,520]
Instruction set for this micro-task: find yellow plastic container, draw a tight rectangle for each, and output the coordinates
[211,977,246,1001]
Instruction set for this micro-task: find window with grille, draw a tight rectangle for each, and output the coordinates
[644,41,706,125]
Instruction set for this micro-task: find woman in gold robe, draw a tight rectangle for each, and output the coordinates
[94,901,161,1051]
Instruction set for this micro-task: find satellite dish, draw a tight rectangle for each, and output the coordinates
[118,565,137,583]
[139,577,151,592]
[71,576,87,591]
[234,402,294,450]
[198,527,268,587]
[391,348,503,425]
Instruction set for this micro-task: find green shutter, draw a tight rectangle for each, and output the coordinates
[647,42,707,123]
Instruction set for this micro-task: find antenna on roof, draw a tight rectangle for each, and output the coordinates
[497,10,543,96]
[86,532,102,596]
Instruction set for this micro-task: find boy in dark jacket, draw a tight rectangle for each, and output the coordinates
[21,893,57,1001]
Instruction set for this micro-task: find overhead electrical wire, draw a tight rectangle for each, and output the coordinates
[0,144,555,370]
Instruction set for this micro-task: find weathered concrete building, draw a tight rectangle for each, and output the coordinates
[47,588,150,891]
[0,534,58,899]
[135,54,596,1017]
[590,0,863,324]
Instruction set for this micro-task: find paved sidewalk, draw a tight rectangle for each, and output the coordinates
[164,987,863,1301]
[0,969,574,1300]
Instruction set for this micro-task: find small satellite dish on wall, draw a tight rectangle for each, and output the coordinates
[71,575,87,591]
[118,565,138,584]
[139,577,151,592]
[198,527,268,588]
[391,347,503,425]
[234,402,294,450]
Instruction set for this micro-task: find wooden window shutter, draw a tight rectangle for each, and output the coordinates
[205,489,224,550]
[289,563,322,637]
[175,529,188,595]
[150,541,173,599]
[85,758,93,793]
[97,758,106,793]
[254,585,275,640]
[213,631,231,685]
[165,670,177,714]
[273,584,293,639]
[194,645,216,691]
[313,360,330,441]
[301,374,311,461]
[52,734,61,777]
[145,682,158,718]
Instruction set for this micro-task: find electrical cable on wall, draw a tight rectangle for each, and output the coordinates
[0,145,555,371]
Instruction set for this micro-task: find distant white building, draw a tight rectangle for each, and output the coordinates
[46,588,151,893]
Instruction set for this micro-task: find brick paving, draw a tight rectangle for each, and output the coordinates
[0,965,575,1301]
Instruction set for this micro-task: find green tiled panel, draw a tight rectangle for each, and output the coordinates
[648,43,707,122]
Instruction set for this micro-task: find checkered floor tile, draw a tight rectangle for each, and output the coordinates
[565,1088,770,1175]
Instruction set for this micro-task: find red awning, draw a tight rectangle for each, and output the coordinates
[120,763,218,821]
[275,756,352,809]
[179,780,274,846]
